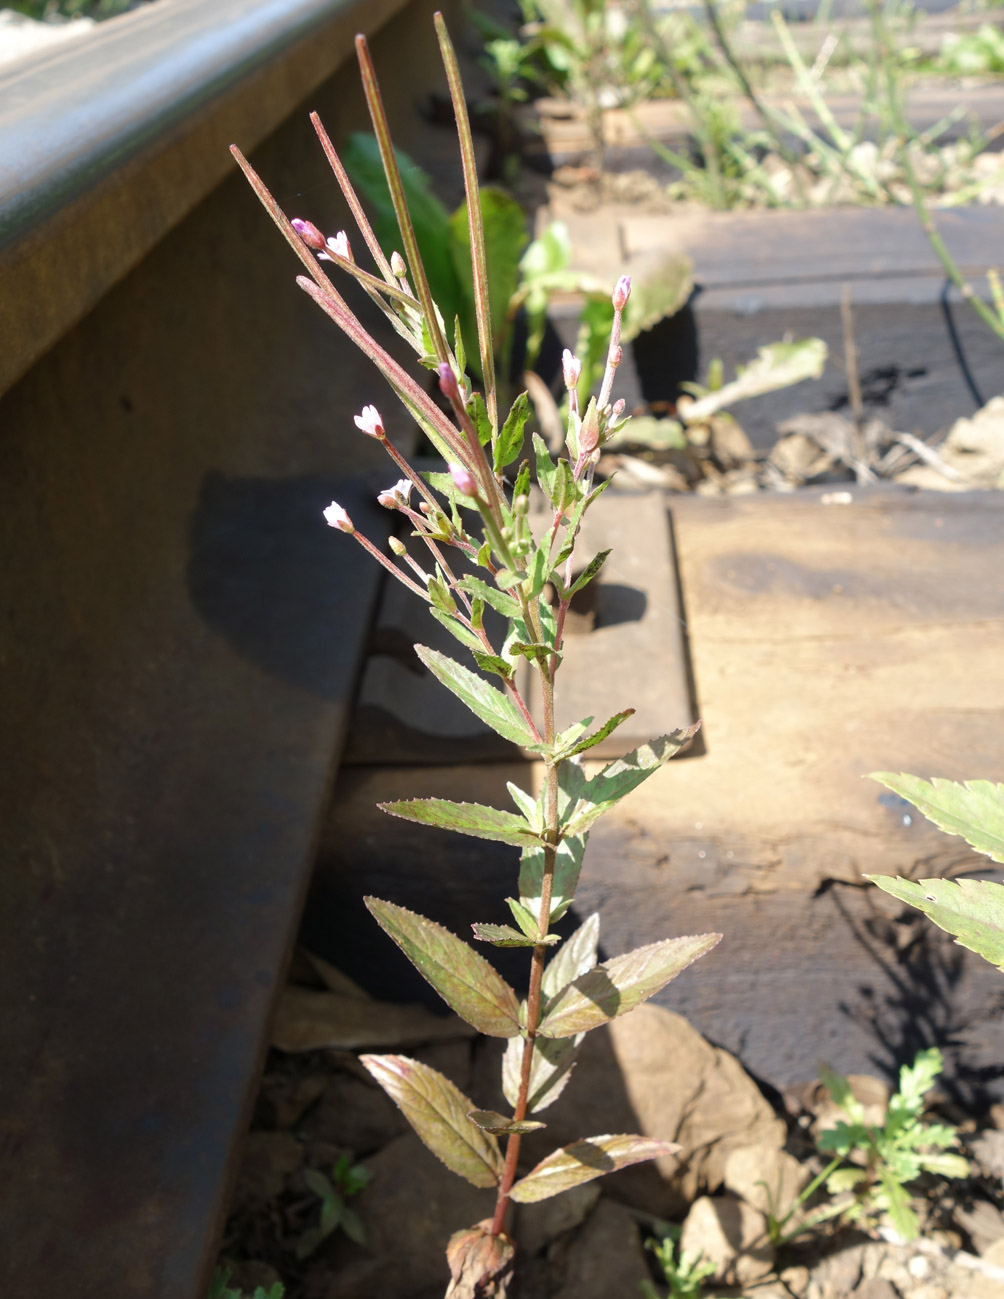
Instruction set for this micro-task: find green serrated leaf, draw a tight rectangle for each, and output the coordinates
[552,459,579,516]
[554,710,636,761]
[519,833,588,924]
[525,546,548,599]
[471,922,557,947]
[496,391,530,472]
[879,1167,919,1241]
[867,875,1004,972]
[513,459,531,501]
[507,781,541,829]
[466,392,493,447]
[427,577,457,615]
[365,898,521,1037]
[502,1032,581,1114]
[538,933,721,1037]
[895,1046,943,1114]
[509,1134,678,1203]
[869,773,1004,863]
[360,1053,503,1186]
[457,576,522,619]
[566,550,610,597]
[507,896,541,938]
[415,645,534,747]
[541,913,600,1003]
[683,338,827,424]
[380,797,541,848]
[472,651,514,680]
[533,432,557,503]
[469,1109,547,1135]
[562,723,702,836]
[510,641,554,665]
[429,606,485,653]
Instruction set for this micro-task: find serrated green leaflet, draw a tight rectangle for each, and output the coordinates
[553,709,635,761]
[506,781,541,830]
[429,607,484,653]
[472,651,513,680]
[508,1134,678,1203]
[495,391,530,471]
[468,1110,546,1136]
[365,898,522,1036]
[525,546,548,600]
[533,432,557,502]
[507,896,541,938]
[456,576,522,619]
[360,1054,502,1187]
[538,932,721,1037]
[502,1031,581,1114]
[541,913,600,1004]
[869,773,1004,863]
[519,833,588,924]
[866,875,1004,972]
[380,797,543,848]
[564,550,610,598]
[415,645,535,746]
[562,723,702,836]
[471,922,556,948]
[466,391,492,446]
[427,577,456,615]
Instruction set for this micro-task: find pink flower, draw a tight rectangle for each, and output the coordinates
[449,462,478,497]
[320,231,351,262]
[291,218,326,251]
[377,478,413,509]
[561,349,582,389]
[354,405,385,438]
[323,501,354,533]
[612,275,631,311]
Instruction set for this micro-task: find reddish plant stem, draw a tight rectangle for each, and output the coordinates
[491,672,559,1236]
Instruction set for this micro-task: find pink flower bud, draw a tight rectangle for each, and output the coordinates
[320,231,351,262]
[390,251,407,277]
[561,348,582,390]
[291,218,326,251]
[377,478,413,509]
[323,501,354,533]
[579,406,600,456]
[612,275,631,311]
[438,363,460,402]
[611,398,625,418]
[354,405,385,438]
[449,462,478,497]
[610,344,623,367]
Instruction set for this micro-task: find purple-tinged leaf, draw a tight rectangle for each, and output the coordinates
[538,933,721,1038]
[469,1109,546,1135]
[553,710,636,762]
[506,782,542,831]
[541,913,600,1003]
[360,1054,502,1187]
[472,923,558,948]
[366,898,522,1037]
[502,1032,581,1114]
[509,1134,679,1203]
[380,798,542,848]
[519,833,588,925]
[562,723,702,835]
[506,896,541,938]
[869,773,1004,863]
[415,645,535,746]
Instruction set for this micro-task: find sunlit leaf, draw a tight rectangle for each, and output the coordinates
[533,432,557,503]
[509,1134,678,1203]
[507,781,541,830]
[541,912,600,1003]
[561,724,701,836]
[450,186,527,358]
[507,895,541,938]
[380,797,542,848]
[456,576,522,619]
[472,922,557,947]
[366,898,522,1036]
[869,773,1004,863]
[430,607,485,653]
[866,875,1004,973]
[466,392,493,447]
[519,833,588,924]
[471,651,514,681]
[538,932,721,1037]
[496,391,530,472]
[682,338,827,424]
[415,645,535,746]
[553,710,635,761]
[469,1109,546,1135]
[360,1054,503,1187]
[502,1030,581,1113]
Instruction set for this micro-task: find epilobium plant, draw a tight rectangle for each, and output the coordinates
[232,16,719,1297]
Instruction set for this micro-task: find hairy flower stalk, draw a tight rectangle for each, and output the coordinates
[235,17,720,1296]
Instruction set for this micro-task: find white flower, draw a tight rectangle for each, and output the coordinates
[323,501,354,532]
[354,405,384,438]
[561,348,582,389]
[377,478,414,509]
[320,230,351,262]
